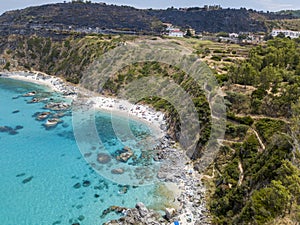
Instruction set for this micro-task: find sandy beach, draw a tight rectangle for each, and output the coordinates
[0,71,77,93]
[0,71,167,137]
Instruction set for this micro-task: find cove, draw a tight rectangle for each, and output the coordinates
[0,77,170,225]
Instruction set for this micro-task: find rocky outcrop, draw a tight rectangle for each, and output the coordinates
[116,146,134,163]
[165,208,176,220]
[44,102,70,111]
[104,203,163,225]
[105,136,211,225]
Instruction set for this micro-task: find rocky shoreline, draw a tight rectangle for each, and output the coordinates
[0,71,78,96]
[104,136,210,225]
[1,71,210,225]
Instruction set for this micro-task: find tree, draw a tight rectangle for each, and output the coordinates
[249,180,291,224]
[290,99,300,165]
[275,160,300,211]
[185,29,193,37]
[3,62,10,71]
[277,32,286,38]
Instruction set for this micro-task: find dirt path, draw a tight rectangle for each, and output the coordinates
[250,128,266,151]
[235,113,290,124]
[238,160,244,186]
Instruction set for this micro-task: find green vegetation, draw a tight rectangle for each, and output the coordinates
[3,61,10,71]
[3,35,130,83]
[209,37,300,224]
[101,61,212,158]
[1,33,299,224]
[228,37,300,117]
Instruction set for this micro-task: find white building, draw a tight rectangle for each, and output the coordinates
[271,29,300,39]
[163,23,185,38]
[229,33,239,39]
[168,29,184,38]
[169,30,184,37]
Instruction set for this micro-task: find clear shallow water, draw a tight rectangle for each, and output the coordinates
[0,78,168,225]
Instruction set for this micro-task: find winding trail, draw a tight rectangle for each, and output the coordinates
[235,114,290,124]
[238,160,244,186]
[250,128,265,151]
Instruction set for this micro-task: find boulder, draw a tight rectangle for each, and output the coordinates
[165,208,176,220]
[136,202,148,218]
[116,147,134,163]
[23,91,36,97]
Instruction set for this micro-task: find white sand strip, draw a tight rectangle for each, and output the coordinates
[1,71,167,135]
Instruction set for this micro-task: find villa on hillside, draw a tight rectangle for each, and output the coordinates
[271,29,300,39]
[163,23,184,37]
[169,29,184,37]
[229,33,239,39]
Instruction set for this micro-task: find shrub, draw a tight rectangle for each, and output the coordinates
[211,55,222,61]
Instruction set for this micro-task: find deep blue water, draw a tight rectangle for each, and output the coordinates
[0,78,167,225]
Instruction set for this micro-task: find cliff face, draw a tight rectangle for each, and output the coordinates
[0,34,128,83]
[0,3,296,36]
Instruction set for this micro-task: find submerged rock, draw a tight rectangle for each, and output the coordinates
[97,153,111,164]
[16,173,26,177]
[27,97,40,104]
[36,112,51,121]
[9,130,18,135]
[22,176,33,184]
[118,186,128,194]
[52,112,65,118]
[82,180,91,187]
[84,152,92,158]
[23,91,36,97]
[73,183,81,189]
[78,215,85,221]
[44,102,70,111]
[0,126,13,133]
[111,168,124,175]
[0,124,21,135]
[101,206,127,218]
[44,118,62,128]
[116,146,134,163]
[15,125,24,130]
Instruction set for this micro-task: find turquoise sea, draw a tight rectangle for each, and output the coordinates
[0,78,168,225]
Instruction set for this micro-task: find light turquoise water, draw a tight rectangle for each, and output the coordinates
[0,78,165,225]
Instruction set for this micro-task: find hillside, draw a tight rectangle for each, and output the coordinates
[0,3,164,36]
[147,8,293,33]
[276,10,300,18]
[0,32,300,224]
[0,2,298,36]
[266,19,300,31]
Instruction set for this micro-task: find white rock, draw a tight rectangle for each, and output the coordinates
[136,202,148,218]
[165,208,176,220]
